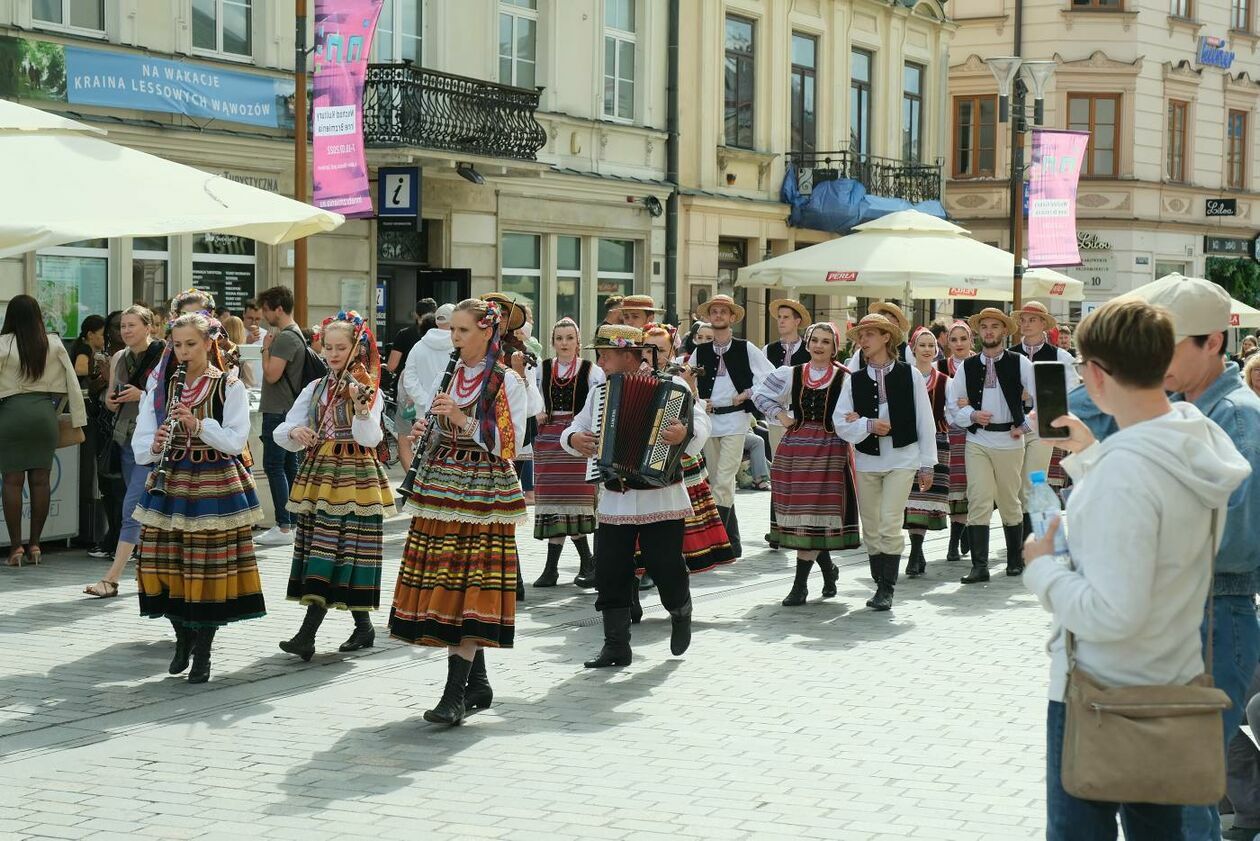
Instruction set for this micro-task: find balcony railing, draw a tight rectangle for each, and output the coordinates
[787,149,943,204]
[362,63,548,161]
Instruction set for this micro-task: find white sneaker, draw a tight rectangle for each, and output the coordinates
[254,526,295,546]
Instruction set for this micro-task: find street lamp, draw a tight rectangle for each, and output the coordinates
[985,57,1055,309]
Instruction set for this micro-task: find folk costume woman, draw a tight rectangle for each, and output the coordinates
[132,313,265,684]
[273,312,393,661]
[531,317,604,589]
[902,327,952,577]
[752,322,860,607]
[935,320,975,562]
[390,298,528,726]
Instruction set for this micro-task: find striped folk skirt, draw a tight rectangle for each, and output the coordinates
[946,426,969,517]
[532,415,597,540]
[1047,446,1070,490]
[285,440,394,612]
[767,421,861,551]
[903,431,951,531]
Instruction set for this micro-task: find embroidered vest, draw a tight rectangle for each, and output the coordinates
[766,338,810,369]
[787,365,845,431]
[850,361,919,456]
[542,358,592,415]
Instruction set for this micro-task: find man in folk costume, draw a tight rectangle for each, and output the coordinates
[844,301,914,370]
[834,314,938,610]
[561,324,710,668]
[692,294,776,557]
[945,307,1036,582]
[616,294,661,331]
[1008,301,1078,537]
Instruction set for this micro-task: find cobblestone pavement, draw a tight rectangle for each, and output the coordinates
[0,483,1056,841]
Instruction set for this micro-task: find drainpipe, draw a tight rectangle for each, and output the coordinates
[1008,0,1024,309]
[665,0,680,325]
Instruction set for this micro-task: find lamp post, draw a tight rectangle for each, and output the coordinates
[985,56,1055,310]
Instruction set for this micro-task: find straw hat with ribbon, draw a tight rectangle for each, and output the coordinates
[1012,301,1058,333]
[846,313,905,348]
[770,298,811,324]
[869,301,911,333]
[697,293,746,323]
[618,294,662,313]
[585,323,646,350]
[967,307,1018,335]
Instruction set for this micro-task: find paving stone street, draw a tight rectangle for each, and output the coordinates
[0,481,1054,841]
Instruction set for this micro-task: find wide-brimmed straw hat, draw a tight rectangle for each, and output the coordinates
[846,313,905,348]
[769,298,811,324]
[967,307,1018,335]
[1013,301,1058,332]
[870,301,910,333]
[584,323,646,349]
[479,292,528,332]
[697,293,746,323]
[619,294,662,313]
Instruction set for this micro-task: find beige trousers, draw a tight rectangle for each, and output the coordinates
[1020,436,1054,507]
[703,434,745,508]
[965,442,1024,527]
[768,424,787,454]
[855,468,917,556]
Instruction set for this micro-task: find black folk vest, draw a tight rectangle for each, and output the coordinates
[695,340,762,418]
[541,358,592,416]
[963,353,1025,433]
[766,338,810,369]
[850,361,919,456]
[787,364,845,432]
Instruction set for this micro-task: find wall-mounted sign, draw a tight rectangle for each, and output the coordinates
[1206,198,1238,217]
[1062,232,1116,292]
[377,166,420,230]
[1204,235,1252,257]
[1198,36,1236,70]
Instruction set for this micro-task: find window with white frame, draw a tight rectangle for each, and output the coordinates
[33,0,104,32]
[499,0,538,89]
[500,233,542,326]
[193,0,253,57]
[373,0,422,64]
[604,0,636,121]
[1171,0,1192,18]
[556,236,582,322]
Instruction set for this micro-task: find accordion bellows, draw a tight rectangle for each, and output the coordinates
[585,373,693,489]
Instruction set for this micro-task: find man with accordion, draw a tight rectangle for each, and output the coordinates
[561,324,711,669]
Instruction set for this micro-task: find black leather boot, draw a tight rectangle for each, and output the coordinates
[464,649,492,711]
[946,521,964,563]
[630,584,643,624]
[279,603,328,661]
[818,551,838,598]
[725,507,743,558]
[423,655,473,725]
[168,618,195,675]
[867,555,896,611]
[907,534,926,577]
[572,536,596,588]
[515,559,526,602]
[1022,512,1033,542]
[961,526,990,584]
[584,608,632,668]
[534,542,562,587]
[960,524,971,556]
[669,599,692,656]
[1004,523,1025,576]
[187,626,216,684]
[338,610,375,652]
[781,559,813,606]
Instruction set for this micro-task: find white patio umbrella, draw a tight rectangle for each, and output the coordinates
[1230,299,1260,329]
[0,100,343,258]
[736,209,1084,302]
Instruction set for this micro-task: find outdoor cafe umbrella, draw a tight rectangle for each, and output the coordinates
[0,100,343,258]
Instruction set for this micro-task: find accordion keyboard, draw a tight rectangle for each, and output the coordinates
[584,381,609,482]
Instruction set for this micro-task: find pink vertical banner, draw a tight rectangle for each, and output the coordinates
[312,0,383,217]
[1027,129,1090,267]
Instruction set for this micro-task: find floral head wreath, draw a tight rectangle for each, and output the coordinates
[479,300,502,330]
[318,310,379,385]
[152,312,231,418]
[643,322,677,343]
[168,288,216,322]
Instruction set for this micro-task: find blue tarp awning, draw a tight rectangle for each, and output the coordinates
[781,163,946,233]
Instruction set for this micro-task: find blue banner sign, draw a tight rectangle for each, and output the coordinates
[64,46,295,129]
[1198,36,1236,70]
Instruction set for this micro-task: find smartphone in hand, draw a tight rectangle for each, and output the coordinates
[1033,361,1070,439]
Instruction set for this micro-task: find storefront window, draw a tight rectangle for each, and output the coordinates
[556,235,582,322]
[36,238,108,338]
[500,233,541,326]
[597,238,635,320]
[192,233,257,315]
[133,237,170,309]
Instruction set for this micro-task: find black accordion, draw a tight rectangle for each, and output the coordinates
[584,372,694,489]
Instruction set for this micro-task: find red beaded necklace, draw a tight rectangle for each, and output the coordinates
[802,363,834,390]
[551,355,578,386]
[452,364,486,402]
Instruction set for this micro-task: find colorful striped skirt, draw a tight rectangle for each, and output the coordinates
[767,421,861,551]
[532,414,597,539]
[1047,446,1070,490]
[133,448,264,533]
[401,439,527,524]
[946,426,969,517]
[137,524,266,628]
[903,431,951,530]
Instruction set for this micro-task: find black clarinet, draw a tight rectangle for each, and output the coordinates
[398,349,460,499]
[148,363,188,497]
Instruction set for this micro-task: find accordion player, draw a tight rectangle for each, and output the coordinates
[584,371,694,491]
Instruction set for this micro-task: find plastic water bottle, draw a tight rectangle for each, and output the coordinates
[1026,470,1070,562]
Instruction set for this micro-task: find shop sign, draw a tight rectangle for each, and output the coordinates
[717,240,746,265]
[1207,198,1238,217]
[1197,36,1236,70]
[220,172,281,193]
[1204,236,1252,257]
[1062,232,1116,292]
[949,287,979,298]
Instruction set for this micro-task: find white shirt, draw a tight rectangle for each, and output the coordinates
[706,338,776,438]
[833,362,938,473]
[560,374,711,524]
[272,377,385,452]
[945,350,1036,451]
[133,371,251,464]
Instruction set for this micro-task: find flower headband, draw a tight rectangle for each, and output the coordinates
[320,310,366,330]
[479,300,502,330]
[168,287,216,323]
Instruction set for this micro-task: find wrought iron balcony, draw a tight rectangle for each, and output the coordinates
[787,149,943,204]
[362,63,548,161]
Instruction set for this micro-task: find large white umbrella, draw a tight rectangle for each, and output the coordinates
[1232,299,1260,329]
[736,209,1084,301]
[0,100,343,258]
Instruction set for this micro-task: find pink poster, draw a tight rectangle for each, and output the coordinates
[1027,129,1090,267]
[312,0,383,217]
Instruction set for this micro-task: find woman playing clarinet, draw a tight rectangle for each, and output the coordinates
[390,298,529,726]
[132,313,265,684]
[273,311,393,660]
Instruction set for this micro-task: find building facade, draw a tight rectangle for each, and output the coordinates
[947,0,1260,321]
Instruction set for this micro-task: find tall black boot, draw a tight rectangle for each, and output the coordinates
[766,502,780,549]
[960,523,971,556]
[572,536,596,588]
[725,507,743,558]
[464,649,492,711]
[630,583,643,624]
[781,559,813,606]
[669,599,692,656]
[515,559,526,602]
[947,521,964,563]
[818,551,838,598]
[867,555,897,611]
[168,618,195,675]
[584,608,632,668]
[339,610,375,652]
[534,542,562,587]
[1004,524,1025,576]
[907,534,926,577]
[960,526,990,584]
[423,655,474,725]
[279,603,328,661]
[1022,512,1033,542]
[187,626,216,684]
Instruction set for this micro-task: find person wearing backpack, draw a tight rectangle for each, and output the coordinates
[257,286,316,546]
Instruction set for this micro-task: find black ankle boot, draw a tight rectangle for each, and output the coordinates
[534,542,562,587]
[630,584,643,624]
[961,526,990,584]
[279,603,328,661]
[464,649,493,711]
[865,555,893,610]
[187,626,216,684]
[1004,523,1025,576]
[946,521,964,563]
[168,619,195,675]
[669,599,692,656]
[572,536,596,588]
[907,534,926,577]
[423,655,474,725]
[818,551,838,598]
[584,608,632,668]
[339,610,375,652]
[516,560,526,602]
[782,559,813,606]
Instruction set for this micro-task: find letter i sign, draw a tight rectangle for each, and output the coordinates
[384,173,410,210]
